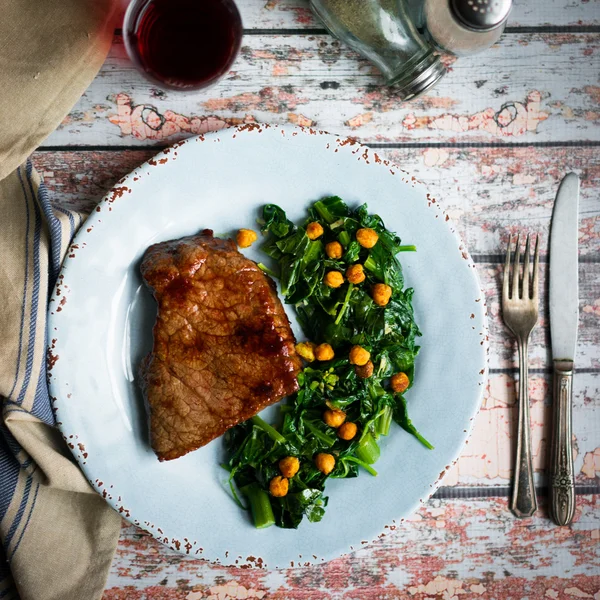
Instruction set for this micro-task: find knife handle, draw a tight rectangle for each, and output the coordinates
[550,360,576,526]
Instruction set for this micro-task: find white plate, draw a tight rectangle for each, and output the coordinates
[48,125,488,568]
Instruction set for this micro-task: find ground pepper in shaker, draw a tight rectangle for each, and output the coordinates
[310,0,446,100]
[422,0,512,56]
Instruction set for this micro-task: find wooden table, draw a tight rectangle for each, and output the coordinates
[33,1,600,597]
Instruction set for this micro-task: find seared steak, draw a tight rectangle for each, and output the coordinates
[139,230,302,461]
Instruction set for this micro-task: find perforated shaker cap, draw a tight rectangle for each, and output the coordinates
[451,0,512,30]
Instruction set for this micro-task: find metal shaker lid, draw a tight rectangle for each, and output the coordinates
[450,0,511,30]
[388,55,447,101]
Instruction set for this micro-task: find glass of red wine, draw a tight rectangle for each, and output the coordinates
[123,0,243,92]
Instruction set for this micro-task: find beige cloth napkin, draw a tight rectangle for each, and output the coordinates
[0,2,122,599]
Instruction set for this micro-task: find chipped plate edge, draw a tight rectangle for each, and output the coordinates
[48,123,489,568]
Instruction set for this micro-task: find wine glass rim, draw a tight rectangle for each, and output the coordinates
[122,0,243,93]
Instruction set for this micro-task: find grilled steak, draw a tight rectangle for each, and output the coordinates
[139,230,302,461]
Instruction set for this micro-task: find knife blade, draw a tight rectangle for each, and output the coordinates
[550,173,579,362]
[549,172,579,526]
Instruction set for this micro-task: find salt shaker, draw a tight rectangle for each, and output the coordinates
[422,0,512,56]
[310,0,446,100]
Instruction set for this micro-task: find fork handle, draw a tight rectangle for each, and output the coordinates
[550,360,575,526]
[511,337,538,518]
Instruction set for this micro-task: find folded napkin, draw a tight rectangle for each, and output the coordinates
[0,2,121,599]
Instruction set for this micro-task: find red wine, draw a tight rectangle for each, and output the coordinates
[124,0,242,91]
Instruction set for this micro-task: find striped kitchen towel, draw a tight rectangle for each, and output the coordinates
[0,162,122,600]
[0,0,120,597]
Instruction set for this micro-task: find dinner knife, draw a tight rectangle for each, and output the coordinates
[549,172,579,526]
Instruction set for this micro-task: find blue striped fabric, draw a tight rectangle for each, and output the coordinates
[32,162,63,289]
[0,161,77,599]
[0,432,19,519]
[53,204,76,242]
[15,166,43,409]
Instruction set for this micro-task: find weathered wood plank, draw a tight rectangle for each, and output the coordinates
[381,145,600,260]
[38,6,600,592]
[481,262,600,370]
[103,496,600,599]
[33,148,600,488]
[231,0,600,29]
[114,0,600,31]
[32,145,600,259]
[444,371,600,487]
[31,147,600,371]
[44,33,600,147]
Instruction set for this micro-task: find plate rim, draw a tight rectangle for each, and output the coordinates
[48,123,489,567]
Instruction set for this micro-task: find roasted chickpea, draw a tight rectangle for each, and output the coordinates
[323,408,346,428]
[314,343,335,361]
[349,345,370,366]
[355,360,374,379]
[325,241,343,259]
[279,456,300,479]
[346,264,366,284]
[314,453,335,475]
[337,422,358,441]
[295,341,316,362]
[356,228,379,248]
[306,222,324,240]
[269,476,289,497]
[390,372,410,393]
[236,228,258,248]
[372,283,392,307]
[324,271,344,288]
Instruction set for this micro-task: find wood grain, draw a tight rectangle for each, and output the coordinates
[114,0,600,32]
[31,144,600,489]
[31,147,600,258]
[39,9,600,591]
[31,148,600,372]
[43,33,600,147]
[230,0,600,29]
[102,496,600,599]
[482,262,600,370]
[445,372,600,487]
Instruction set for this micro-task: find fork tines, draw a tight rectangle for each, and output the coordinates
[503,233,540,301]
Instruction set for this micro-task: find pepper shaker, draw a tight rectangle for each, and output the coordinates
[422,0,512,56]
[310,0,446,100]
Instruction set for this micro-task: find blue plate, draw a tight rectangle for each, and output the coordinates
[48,125,488,568]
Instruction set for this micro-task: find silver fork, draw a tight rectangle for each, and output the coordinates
[502,233,540,518]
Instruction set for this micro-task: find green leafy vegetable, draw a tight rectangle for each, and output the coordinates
[225,197,432,529]
[393,394,434,450]
[261,204,294,238]
[240,483,276,529]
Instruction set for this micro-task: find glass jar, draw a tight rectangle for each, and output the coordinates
[310,0,446,100]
